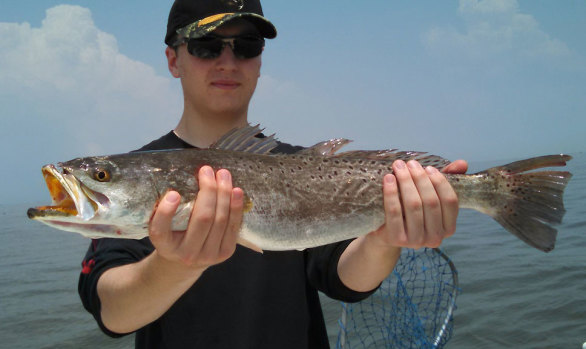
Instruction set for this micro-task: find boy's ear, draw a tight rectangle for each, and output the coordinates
[166,46,180,78]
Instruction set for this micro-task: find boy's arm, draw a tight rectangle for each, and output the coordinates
[97,166,244,334]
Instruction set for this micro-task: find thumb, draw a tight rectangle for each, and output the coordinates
[441,160,468,174]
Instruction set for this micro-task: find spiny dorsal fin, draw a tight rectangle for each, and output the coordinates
[299,138,353,156]
[210,124,278,154]
[333,150,451,170]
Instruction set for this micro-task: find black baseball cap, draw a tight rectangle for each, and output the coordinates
[165,0,277,46]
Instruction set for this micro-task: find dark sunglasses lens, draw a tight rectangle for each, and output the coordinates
[233,37,264,59]
[187,36,264,59]
[187,37,223,59]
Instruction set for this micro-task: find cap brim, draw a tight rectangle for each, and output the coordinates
[176,13,276,40]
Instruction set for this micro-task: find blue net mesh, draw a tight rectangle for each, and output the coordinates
[336,248,459,349]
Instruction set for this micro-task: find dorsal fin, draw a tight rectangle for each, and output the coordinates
[299,138,353,156]
[210,124,278,154]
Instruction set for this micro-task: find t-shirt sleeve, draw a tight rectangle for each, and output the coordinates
[77,238,154,337]
[305,240,379,303]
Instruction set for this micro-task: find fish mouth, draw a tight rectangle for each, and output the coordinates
[27,165,109,221]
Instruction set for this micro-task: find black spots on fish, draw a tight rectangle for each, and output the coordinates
[503,204,516,215]
[333,171,338,176]
[510,186,528,196]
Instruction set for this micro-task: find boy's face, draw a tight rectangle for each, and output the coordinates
[167,19,262,118]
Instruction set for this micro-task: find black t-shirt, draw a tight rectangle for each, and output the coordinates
[78,131,377,348]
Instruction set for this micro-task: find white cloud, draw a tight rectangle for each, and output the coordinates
[0,5,181,155]
[423,0,571,59]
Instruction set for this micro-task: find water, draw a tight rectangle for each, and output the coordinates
[1,154,584,349]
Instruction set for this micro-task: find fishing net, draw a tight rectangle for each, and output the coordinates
[336,248,459,349]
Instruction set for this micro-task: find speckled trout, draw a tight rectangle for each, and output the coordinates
[28,125,572,252]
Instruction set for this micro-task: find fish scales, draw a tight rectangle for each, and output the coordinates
[137,148,453,250]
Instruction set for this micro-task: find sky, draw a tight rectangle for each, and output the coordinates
[1,0,585,203]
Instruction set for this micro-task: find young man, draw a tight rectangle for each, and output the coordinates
[78,0,467,348]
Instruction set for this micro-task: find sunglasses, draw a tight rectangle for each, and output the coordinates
[176,34,265,60]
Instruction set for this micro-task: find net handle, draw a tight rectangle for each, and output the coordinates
[431,248,459,348]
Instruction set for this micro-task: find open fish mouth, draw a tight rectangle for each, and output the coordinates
[27,165,108,221]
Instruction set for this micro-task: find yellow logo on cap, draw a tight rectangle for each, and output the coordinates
[198,13,234,27]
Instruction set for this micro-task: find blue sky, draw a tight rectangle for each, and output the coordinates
[1,0,585,203]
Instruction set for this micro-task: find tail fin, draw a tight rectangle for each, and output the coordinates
[482,155,572,252]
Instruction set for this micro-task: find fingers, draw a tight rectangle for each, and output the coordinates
[182,167,240,264]
[182,166,217,252]
[381,174,406,244]
[380,159,460,249]
[149,190,181,247]
[411,162,444,247]
[392,160,424,246]
[427,166,459,237]
[221,188,244,257]
[197,169,238,261]
[149,166,242,269]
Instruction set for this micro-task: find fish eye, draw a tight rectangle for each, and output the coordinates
[93,168,111,182]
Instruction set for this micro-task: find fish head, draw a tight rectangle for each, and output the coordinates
[27,155,152,239]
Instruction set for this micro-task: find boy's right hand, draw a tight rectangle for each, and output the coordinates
[148,166,244,272]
